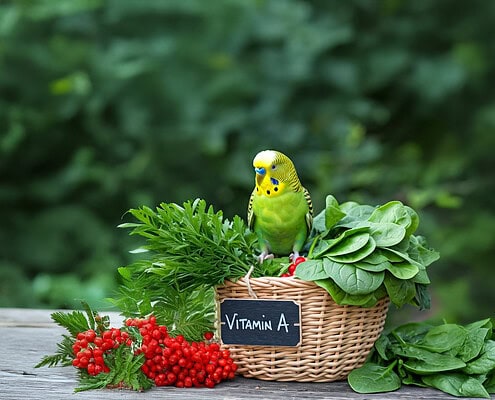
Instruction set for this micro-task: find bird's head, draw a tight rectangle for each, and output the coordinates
[252,150,301,197]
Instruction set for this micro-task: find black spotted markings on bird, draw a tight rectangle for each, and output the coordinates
[219,298,301,347]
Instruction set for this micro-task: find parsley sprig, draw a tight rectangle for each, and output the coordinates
[111,198,271,341]
[118,198,259,289]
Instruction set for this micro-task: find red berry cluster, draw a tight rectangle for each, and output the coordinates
[280,256,306,277]
[72,327,132,375]
[127,316,237,388]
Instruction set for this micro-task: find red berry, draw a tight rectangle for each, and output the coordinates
[85,329,96,342]
[203,331,214,341]
[294,256,306,265]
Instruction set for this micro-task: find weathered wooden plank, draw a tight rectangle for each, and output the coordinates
[0,308,480,399]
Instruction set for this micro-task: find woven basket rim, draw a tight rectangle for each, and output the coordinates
[220,276,389,304]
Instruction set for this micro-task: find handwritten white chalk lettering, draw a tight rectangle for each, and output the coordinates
[224,312,273,331]
[277,313,289,333]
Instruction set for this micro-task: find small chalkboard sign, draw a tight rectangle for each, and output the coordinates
[219,298,301,347]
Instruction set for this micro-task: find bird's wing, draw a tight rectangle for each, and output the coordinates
[247,188,256,230]
[303,186,313,233]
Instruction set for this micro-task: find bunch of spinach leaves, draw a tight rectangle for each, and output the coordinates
[295,195,439,308]
[348,319,495,398]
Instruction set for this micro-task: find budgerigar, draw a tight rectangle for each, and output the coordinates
[247,150,313,263]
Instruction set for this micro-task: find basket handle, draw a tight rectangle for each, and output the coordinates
[244,265,258,299]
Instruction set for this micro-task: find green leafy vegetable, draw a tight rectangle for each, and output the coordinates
[348,318,495,398]
[296,195,439,308]
[323,260,384,295]
[325,232,370,256]
[347,361,401,393]
[422,374,490,399]
[111,199,265,340]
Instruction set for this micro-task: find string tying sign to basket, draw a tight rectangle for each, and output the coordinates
[219,299,301,347]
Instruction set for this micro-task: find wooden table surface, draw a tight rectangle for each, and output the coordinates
[0,308,486,400]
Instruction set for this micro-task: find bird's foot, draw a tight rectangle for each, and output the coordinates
[258,252,274,264]
[289,252,300,262]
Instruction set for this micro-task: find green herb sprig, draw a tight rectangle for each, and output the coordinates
[118,198,259,289]
[112,198,270,340]
[348,318,495,398]
[296,195,439,308]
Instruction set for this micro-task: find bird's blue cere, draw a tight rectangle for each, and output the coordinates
[255,167,266,175]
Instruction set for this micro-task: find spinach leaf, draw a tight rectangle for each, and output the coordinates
[414,283,431,310]
[323,259,384,295]
[402,352,466,374]
[458,327,490,362]
[326,232,370,256]
[311,226,369,257]
[412,269,431,284]
[385,262,419,280]
[314,278,381,307]
[384,247,423,269]
[336,202,375,228]
[463,341,495,375]
[368,222,406,247]
[418,324,468,354]
[379,248,408,263]
[294,259,327,281]
[422,373,490,399]
[408,235,441,267]
[350,319,495,398]
[404,205,420,237]
[361,251,390,264]
[374,334,393,361]
[328,237,376,263]
[485,371,495,393]
[311,209,326,233]
[384,274,416,307]
[392,321,434,344]
[347,362,401,394]
[323,194,346,230]
[354,260,390,272]
[368,201,412,229]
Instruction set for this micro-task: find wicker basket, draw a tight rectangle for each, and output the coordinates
[215,276,389,382]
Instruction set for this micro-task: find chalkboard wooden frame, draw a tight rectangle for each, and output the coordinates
[218,298,302,347]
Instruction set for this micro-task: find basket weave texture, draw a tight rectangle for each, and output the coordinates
[216,277,389,382]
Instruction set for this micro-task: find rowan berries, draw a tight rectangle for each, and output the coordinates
[71,315,237,388]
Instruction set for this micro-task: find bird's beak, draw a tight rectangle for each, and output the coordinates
[255,167,266,186]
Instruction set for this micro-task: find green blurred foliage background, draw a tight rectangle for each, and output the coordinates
[1,0,494,322]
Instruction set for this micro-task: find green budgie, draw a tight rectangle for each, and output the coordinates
[247,150,313,263]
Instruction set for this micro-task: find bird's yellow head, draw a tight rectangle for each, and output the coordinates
[252,150,302,197]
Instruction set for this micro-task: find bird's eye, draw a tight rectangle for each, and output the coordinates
[271,164,277,170]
